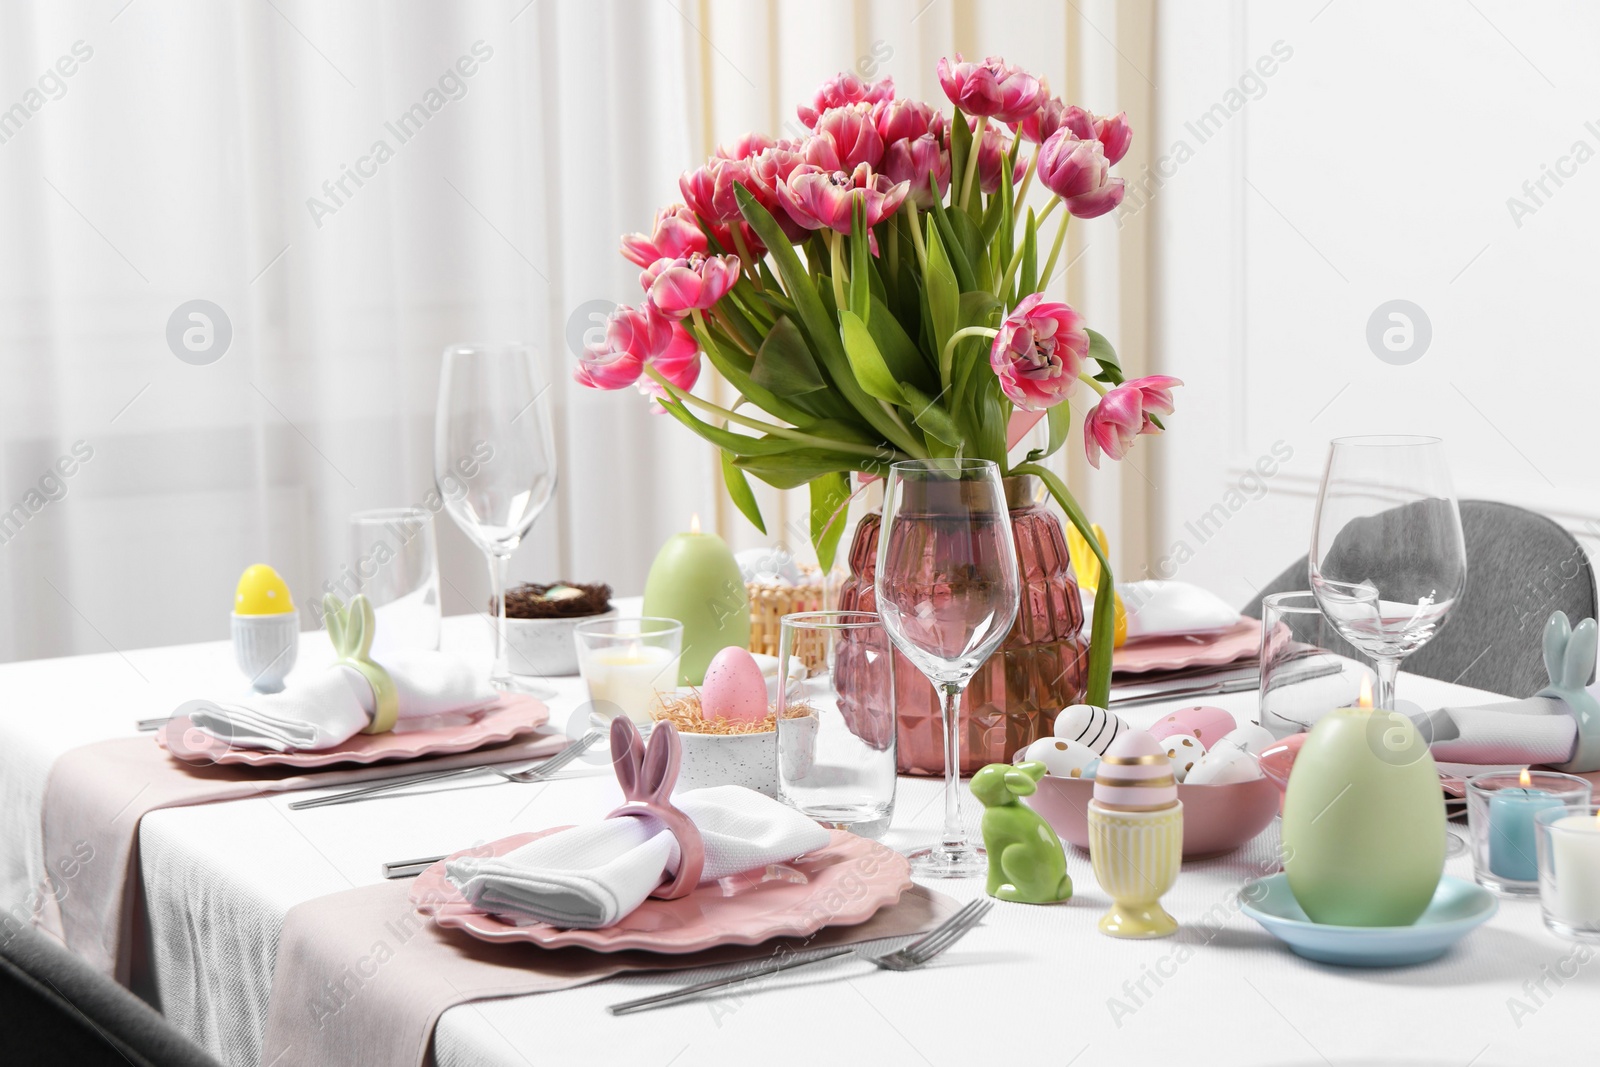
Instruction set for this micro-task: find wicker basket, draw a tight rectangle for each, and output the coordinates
[747,570,834,671]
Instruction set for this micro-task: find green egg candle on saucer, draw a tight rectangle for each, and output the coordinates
[1281,678,1446,926]
[232,564,299,693]
[642,514,749,686]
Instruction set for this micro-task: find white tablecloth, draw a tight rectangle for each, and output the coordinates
[2,611,1594,1067]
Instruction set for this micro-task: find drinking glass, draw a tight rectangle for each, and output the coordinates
[777,611,898,839]
[875,459,1020,877]
[349,507,441,657]
[434,344,558,693]
[1258,591,1372,739]
[1309,436,1467,713]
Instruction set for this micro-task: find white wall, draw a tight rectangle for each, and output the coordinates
[1151,0,1600,608]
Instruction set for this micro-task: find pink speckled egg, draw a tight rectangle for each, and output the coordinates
[1093,729,1178,811]
[1150,705,1237,748]
[699,647,770,725]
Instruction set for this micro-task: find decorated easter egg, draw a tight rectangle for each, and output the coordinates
[1184,735,1262,786]
[234,564,294,615]
[1017,736,1100,779]
[1093,730,1178,811]
[1162,733,1205,782]
[1150,705,1236,747]
[699,647,769,725]
[1053,704,1130,755]
[1218,722,1276,757]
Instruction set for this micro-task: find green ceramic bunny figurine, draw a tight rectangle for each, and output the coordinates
[970,761,1073,904]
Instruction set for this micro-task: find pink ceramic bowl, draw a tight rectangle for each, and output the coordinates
[1024,773,1281,859]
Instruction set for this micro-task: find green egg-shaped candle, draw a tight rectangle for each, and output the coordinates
[641,515,749,685]
[1281,702,1445,926]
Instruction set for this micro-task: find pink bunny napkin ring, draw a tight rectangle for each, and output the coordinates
[604,716,706,898]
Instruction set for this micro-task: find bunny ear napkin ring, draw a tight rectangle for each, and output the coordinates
[1536,610,1600,774]
[323,593,401,735]
[605,716,706,898]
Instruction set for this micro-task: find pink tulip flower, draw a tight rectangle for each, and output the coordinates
[1083,375,1182,467]
[573,304,666,390]
[874,98,945,146]
[642,252,741,319]
[1064,177,1126,219]
[972,120,1015,195]
[882,134,949,209]
[679,157,758,224]
[716,132,775,161]
[1014,94,1068,145]
[1036,130,1107,200]
[620,204,708,269]
[936,54,1044,123]
[635,320,703,410]
[748,141,813,241]
[777,163,910,234]
[989,292,1089,411]
[797,72,895,129]
[808,102,885,171]
[1062,106,1133,165]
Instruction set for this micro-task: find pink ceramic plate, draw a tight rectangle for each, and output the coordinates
[1025,773,1280,859]
[411,827,912,953]
[1113,617,1263,675]
[157,695,549,767]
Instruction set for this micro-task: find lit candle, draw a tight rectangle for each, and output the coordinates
[1488,769,1563,882]
[581,641,675,726]
[1546,810,1600,929]
[642,514,749,685]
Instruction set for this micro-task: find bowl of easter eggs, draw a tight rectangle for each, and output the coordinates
[650,646,815,799]
[1020,704,1281,859]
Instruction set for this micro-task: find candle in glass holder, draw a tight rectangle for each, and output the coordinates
[575,618,682,725]
[1538,806,1600,939]
[1468,769,1590,895]
[1489,770,1562,882]
[642,514,749,685]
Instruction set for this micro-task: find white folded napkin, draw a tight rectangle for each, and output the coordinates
[181,650,497,751]
[445,784,831,929]
[1415,697,1579,766]
[1084,580,1241,642]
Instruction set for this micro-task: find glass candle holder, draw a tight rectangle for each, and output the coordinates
[1538,802,1600,941]
[575,617,683,726]
[1467,770,1591,895]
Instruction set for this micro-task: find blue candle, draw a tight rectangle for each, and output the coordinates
[1489,783,1563,882]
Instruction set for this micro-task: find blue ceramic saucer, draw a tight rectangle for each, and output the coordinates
[1238,874,1497,966]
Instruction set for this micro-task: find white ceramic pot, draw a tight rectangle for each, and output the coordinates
[231,611,299,693]
[675,730,779,797]
[504,610,616,678]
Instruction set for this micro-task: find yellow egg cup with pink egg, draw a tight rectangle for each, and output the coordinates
[1087,729,1184,938]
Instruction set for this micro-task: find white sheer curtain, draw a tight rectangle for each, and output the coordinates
[0,0,1155,664]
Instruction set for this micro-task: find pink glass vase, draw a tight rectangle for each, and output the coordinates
[836,475,1089,776]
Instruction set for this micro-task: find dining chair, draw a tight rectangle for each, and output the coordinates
[1243,500,1597,697]
[0,921,222,1067]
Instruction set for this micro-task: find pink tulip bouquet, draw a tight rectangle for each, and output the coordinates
[576,55,1180,704]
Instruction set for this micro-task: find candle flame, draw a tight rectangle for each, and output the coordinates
[690,513,701,534]
[1520,768,1533,788]
[1358,675,1374,709]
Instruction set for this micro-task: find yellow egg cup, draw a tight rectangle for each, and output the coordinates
[1087,800,1183,938]
[323,594,399,734]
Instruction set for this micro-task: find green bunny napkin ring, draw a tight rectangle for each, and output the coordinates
[1535,611,1600,774]
[323,593,399,735]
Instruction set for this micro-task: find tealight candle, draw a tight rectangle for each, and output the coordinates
[1537,804,1600,941]
[1468,769,1590,895]
[642,514,749,686]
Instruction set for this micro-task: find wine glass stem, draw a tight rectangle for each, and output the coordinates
[487,550,511,685]
[939,681,968,852]
[1375,655,1400,711]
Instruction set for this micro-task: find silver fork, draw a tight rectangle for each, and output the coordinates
[287,727,605,811]
[606,897,993,1016]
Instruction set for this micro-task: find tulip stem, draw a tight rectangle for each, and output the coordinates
[1039,209,1071,290]
[827,231,848,311]
[904,201,928,271]
[960,115,988,212]
[644,365,901,460]
[729,227,763,290]
[1014,149,1039,215]
[1037,194,1061,226]
[940,326,1000,383]
[710,306,755,356]
[1077,372,1109,397]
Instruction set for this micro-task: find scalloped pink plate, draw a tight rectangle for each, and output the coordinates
[1113,617,1263,675]
[156,695,549,767]
[411,827,912,953]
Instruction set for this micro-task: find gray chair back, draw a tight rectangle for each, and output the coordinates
[0,920,222,1067]
[1243,500,1596,697]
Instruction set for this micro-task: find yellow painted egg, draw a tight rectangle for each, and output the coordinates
[234,564,294,615]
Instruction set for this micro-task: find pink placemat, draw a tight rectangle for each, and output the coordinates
[35,700,560,984]
[259,876,957,1067]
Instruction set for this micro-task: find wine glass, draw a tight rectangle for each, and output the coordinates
[1310,436,1469,856]
[875,459,1020,877]
[434,344,558,694]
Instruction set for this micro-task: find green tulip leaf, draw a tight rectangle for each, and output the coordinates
[809,470,852,572]
[750,315,828,396]
[721,450,767,534]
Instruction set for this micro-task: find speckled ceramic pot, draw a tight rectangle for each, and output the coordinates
[673,716,820,799]
[503,610,616,677]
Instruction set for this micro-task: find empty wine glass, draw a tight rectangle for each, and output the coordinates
[434,344,558,694]
[876,459,1020,877]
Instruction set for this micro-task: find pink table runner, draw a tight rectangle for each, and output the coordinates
[36,722,564,984]
[259,878,955,1067]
